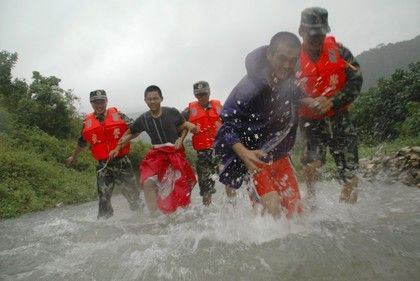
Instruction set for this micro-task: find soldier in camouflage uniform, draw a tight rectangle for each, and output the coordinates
[296,7,363,203]
[183,81,236,206]
[67,90,140,219]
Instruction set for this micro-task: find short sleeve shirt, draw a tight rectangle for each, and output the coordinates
[130,107,185,145]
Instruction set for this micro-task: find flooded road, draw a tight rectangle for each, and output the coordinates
[1,180,419,280]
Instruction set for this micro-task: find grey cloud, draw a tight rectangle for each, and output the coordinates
[1,0,419,114]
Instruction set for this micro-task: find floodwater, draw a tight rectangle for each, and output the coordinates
[1,180,420,281]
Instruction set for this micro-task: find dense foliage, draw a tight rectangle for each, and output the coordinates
[0,128,97,218]
[351,62,420,144]
[0,51,81,139]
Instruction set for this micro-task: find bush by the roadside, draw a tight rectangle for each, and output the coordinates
[0,130,96,218]
[351,62,420,144]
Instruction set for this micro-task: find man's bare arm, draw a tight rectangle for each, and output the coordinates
[109,129,141,159]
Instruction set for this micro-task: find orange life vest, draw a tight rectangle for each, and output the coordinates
[297,36,347,119]
[82,107,130,160]
[188,100,222,150]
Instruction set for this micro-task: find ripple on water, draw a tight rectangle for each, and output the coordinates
[1,179,420,280]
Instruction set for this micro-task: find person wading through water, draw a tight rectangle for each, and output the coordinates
[110,85,198,215]
[67,90,141,219]
[182,81,236,206]
[296,7,363,204]
[215,32,310,218]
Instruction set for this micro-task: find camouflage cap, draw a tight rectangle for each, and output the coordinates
[300,7,331,36]
[193,81,210,95]
[89,90,107,102]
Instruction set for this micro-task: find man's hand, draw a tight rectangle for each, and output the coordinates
[118,134,131,146]
[66,145,83,167]
[302,96,332,115]
[315,96,333,114]
[174,137,183,150]
[66,156,76,167]
[185,121,199,134]
[190,123,200,134]
[108,145,121,160]
[232,143,267,173]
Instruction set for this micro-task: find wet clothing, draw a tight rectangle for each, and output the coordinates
[77,108,140,219]
[132,107,197,213]
[82,107,130,160]
[300,111,359,181]
[297,38,363,181]
[182,101,222,197]
[130,107,184,144]
[139,145,196,213]
[253,156,301,216]
[96,156,140,218]
[214,45,304,189]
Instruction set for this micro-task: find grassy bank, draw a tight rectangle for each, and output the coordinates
[0,126,198,219]
[0,128,97,218]
[358,137,420,158]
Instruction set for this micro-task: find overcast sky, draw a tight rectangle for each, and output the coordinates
[1,0,419,114]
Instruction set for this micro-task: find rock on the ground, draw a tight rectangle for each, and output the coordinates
[359,146,420,187]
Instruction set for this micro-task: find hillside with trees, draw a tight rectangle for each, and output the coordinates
[356,35,420,91]
[0,51,96,217]
[351,62,420,144]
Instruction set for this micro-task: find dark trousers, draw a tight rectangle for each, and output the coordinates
[96,156,140,218]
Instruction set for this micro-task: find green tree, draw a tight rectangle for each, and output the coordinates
[0,51,28,108]
[17,71,81,138]
[0,51,17,88]
[352,62,420,144]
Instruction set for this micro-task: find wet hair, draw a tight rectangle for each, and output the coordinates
[144,85,163,99]
[268,31,301,55]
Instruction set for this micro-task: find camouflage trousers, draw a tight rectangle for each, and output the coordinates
[196,149,219,197]
[300,111,359,181]
[96,156,140,219]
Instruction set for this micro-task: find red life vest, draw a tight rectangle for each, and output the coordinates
[82,107,130,160]
[297,36,347,119]
[188,100,223,150]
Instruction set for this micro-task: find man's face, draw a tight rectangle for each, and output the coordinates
[301,28,326,54]
[145,91,162,111]
[267,43,300,81]
[91,99,107,114]
[195,91,210,107]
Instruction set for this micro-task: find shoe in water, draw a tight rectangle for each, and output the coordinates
[339,186,358,204]
[202,194,212,206]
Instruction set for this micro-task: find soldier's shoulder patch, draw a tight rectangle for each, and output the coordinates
[191,107,198,117]
[328,49,337,63]
[86,119,92,128]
